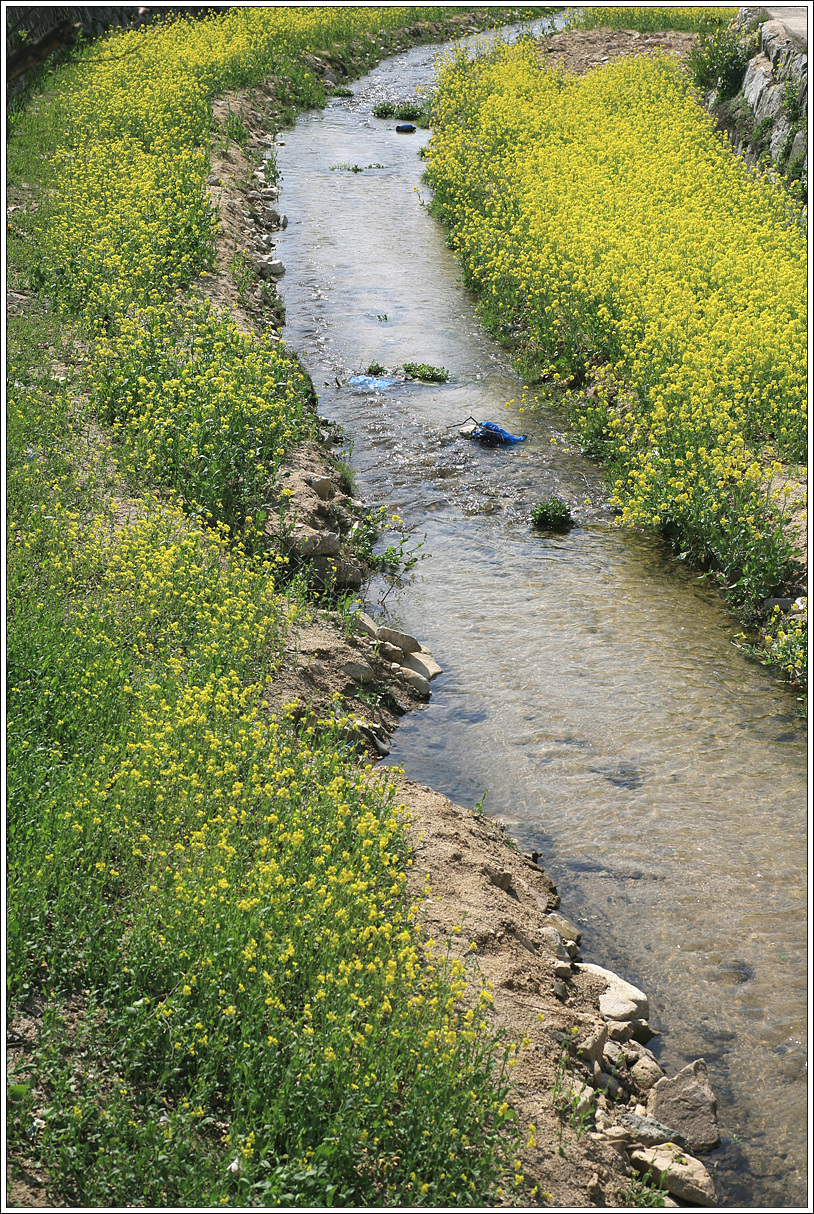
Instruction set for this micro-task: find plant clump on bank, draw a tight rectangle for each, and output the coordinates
[8,6,571,1207]
[424,37,806,630]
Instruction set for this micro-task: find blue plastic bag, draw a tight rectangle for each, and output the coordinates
[473,420,526,445]
[348,375,398,389]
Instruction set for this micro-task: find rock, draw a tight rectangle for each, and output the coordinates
[629,1018,656,1045]
[579,962,649,1021]
[544,910,582,944]
[552,961,572,979]
[608,1021,634,1042]
[595,1072,622,1101]
[357,612,379,638]
[400,667,430,698]
[308,476,335,501]
[342,659,375,685]
[539,924,570,960]
[620,1113,684,1149]
[513,927,540,955]
[378,625,420,653]
[630,1056,666,1092]
[482,865,512,891]
[289,525,341,558]
[646,1060,720,1154]
[603,1040,624,1067]
[257,257,285,279]
[402,650,443,680]
[591,1124,630,1153]
[577,1022,609,1066]
[630,1143,716,1206]
[553,979,568,1001]
[378,641,404,664]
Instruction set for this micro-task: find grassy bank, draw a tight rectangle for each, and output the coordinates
[7,7,567,1206]
[423,35,806,668]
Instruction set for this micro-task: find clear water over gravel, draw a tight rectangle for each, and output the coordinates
[273,24,807,1207]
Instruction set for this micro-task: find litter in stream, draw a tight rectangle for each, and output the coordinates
[348,374,399,389]
[458,415,526,445]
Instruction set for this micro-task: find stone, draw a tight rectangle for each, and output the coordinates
[400,667,430,698]
[564,1081,595,1115]
[544,910,582,944]
[289,525,340,558]
[539,924,570,960]
[603,1040,624,1067]
[620,1113,684,1149]
[629,1018,656,1045]
[308,476,335,501]
[647,1059,720,1153]
[788,130,807,166]
[608,1021,633,1042]
[577,1021,609,1065]
[257,257,285,278]
[630,1056,666,1092]
[378,626,420,654]
[402,649,443,681]
[593,1124,630,1153]
[630,1143,716,1206]
[579,962,649,1020]
[482,865,512,891]
[342,659,375,685]
[378,641,404,664]
[552,961,572,979]
[356,612,379,638]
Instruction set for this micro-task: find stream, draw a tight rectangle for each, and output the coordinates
[272,21,807,1208]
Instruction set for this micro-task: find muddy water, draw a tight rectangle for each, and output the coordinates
[273,25,807,1208]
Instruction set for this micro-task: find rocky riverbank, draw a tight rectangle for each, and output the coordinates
[196,56,732,1207]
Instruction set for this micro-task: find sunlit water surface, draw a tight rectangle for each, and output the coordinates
[273,22,807,1207]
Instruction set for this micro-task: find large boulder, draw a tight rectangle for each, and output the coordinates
[630,1142,717,1206]
[647,1059,720,1153]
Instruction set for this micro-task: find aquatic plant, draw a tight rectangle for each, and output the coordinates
[403,361,450,382]
[531,496,573,529]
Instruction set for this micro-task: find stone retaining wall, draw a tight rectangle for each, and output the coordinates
[717,7,808,173]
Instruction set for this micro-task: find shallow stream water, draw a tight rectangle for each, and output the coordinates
[274,23,808,1208]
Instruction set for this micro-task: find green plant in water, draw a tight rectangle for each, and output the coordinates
[373,100,427,123]
[531,495,572,529]
[366,362,388,376]
[403,361,449,382]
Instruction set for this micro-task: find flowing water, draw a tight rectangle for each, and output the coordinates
[273,23,808,1208]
